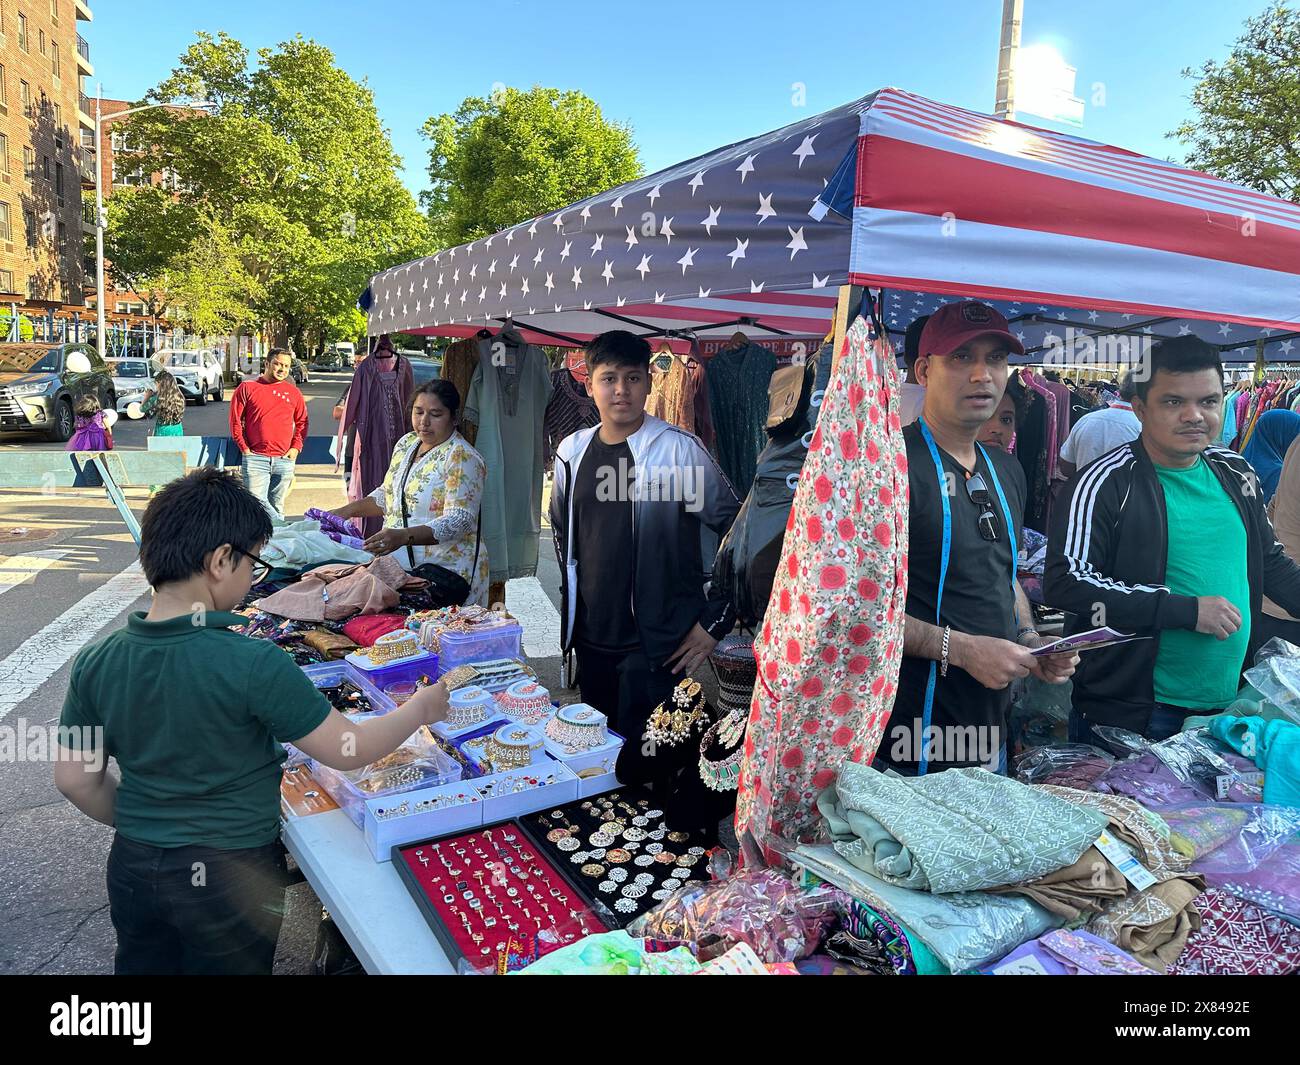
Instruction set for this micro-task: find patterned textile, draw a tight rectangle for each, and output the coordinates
[370,431,490,606]
[1090,752,1208,808]
[646,353,699,435]
[543,366,599,469]
[734,316,908,857]
[842,899,942,975]
[795,844,1060,973]
[987,929,1153,976]
[1087,876,1205,972]
[1161,806,1255,860]
[988,847,1127,920]
[1169,889,1300,975]
[706,340,777,498]
[820,764,1108,893]
[709,634,757,718]
[1036,786,1191,877]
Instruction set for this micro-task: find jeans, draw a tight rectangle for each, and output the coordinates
[106,834,289,975]
[241,453,295,519]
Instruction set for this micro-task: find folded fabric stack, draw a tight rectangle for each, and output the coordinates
[257,555,426,623]
[804,764,1217,973]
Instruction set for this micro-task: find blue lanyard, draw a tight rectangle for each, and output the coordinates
[916,418,1018,774]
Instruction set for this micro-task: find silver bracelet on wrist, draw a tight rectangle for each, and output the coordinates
[940,625,951,678]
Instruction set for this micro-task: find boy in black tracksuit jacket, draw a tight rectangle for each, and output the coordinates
[1045,435,1300,738]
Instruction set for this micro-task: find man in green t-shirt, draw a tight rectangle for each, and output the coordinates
[55,468,450,975]
[1046,336,1300,740]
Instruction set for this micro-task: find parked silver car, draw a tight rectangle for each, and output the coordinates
[0,343,116,441]
[157,348,225,405]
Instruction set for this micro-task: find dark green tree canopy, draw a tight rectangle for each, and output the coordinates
[110,32,431,348]
[1172,2,1300,200]
[422,85,642,248]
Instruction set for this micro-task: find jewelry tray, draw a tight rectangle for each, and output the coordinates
[516,787,715,929]
[392,818,611,975]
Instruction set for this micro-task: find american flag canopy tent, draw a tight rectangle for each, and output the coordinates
[364,88,1300,361]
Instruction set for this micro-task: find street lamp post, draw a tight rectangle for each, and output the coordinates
[93,86,213,364]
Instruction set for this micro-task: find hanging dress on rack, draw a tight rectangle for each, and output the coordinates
[706,339,778,498]
[340,344,414,536]
[543,356,600,470]
[440,337,481,447]
[734,314,908,862]
[464,328,554,583]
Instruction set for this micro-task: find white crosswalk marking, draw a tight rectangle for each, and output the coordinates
[0,559,151,722]
[0,549,68,596]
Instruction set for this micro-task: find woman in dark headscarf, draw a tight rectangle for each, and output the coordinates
[339,334,414,536]
[1242,409,1300,505]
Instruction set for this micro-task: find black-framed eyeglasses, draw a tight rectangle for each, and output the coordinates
[234,547,272,583]
[965,473,999,543]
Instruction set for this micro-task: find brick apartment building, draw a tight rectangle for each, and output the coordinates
[0,0,93,336]
[88,95,199,328]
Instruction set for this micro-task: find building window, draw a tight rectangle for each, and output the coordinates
[52,102,61,142]
[51,41,59,79]
[0,203,11,242]
[0,270,13,294]
[42,155,49,180]
[38,28,45,57]
[17,13,26,52]
[22,147,32,179]
[57,220,65,248]
[20,79,30,118]
[23,208,34,245]
[0,133,7,174]
[0,65,6,107]
[51,0,58,23]
[55,162,62,199]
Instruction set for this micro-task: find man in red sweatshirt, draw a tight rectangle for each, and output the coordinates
[229,349,308,519]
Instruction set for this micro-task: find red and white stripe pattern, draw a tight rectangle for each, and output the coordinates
[851,89,1300,331]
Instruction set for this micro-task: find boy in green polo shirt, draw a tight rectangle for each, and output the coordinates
[55,468,449,975]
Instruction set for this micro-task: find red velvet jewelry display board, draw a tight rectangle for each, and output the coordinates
[393,820,609,973]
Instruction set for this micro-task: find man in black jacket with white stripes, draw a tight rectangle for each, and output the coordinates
[1045,336,1300,741]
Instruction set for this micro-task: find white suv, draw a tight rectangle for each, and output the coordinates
[158,349,224,405]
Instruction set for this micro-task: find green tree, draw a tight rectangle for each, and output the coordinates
[121,32,432,351]
[422,86,642,247]
[1172,2,1300,199]
[101,185,198,320]
[163,217,262,337]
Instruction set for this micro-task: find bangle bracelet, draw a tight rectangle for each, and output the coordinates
[939,625,951,678]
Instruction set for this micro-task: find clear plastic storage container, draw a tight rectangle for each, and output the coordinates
[434,622,524,673]
[312,732,463,832]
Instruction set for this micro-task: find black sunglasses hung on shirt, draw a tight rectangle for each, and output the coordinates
[965,472,999,543]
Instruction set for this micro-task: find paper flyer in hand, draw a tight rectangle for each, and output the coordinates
[1029,627,1149,657]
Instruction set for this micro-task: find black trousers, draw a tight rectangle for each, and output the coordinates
[575,643,734,837]
[1255,611,1300,651]
[106,833,289,976]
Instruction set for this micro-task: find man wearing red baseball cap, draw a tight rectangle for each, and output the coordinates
[876,300,1078,775]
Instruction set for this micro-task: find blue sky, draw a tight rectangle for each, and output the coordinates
[87,0,1271,200]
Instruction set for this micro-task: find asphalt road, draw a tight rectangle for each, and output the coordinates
[0,368,355,451]
[0,369,574,975]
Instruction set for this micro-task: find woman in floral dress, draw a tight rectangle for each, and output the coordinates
[329,379,489,605]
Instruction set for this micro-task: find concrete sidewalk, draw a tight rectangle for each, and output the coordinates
[283,462,350,519]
